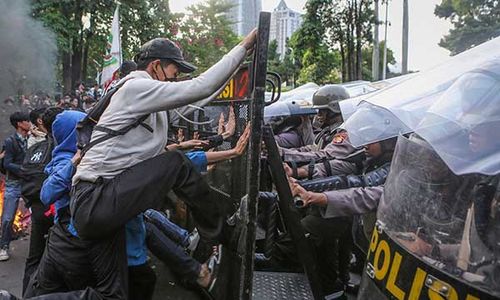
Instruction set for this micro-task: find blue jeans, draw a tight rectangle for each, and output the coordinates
[1,180,22,249]
[144,209,190,247]
[144,209,200,282]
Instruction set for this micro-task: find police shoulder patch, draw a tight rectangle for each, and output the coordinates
[332,132,348,144]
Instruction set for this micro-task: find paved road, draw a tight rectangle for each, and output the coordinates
[0,234,203,299]
[0,235,357,299]
[0,236,29,297]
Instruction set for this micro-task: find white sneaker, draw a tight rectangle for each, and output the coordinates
[0,249,9,261]
[187,229,200,254]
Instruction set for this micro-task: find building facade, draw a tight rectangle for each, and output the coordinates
[226,0,262,36]
[270,0,303,59]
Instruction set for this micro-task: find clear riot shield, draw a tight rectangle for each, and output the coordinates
[358,134,500,300]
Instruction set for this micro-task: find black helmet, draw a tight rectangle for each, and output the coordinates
[134,38,197,73]
[312,84,350,113]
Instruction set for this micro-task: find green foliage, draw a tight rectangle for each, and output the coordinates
[291,0,375,84]
[435,0,500,54]
[361,41,396,81]
[32,0,176,87]
[297,46,342,84]
[267,39,301,86]
[31,0,240,88]
[172,0,240,74]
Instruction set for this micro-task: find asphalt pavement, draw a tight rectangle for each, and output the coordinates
[0,235,357,299]
[0,236,29,297]
[0,234,202,300]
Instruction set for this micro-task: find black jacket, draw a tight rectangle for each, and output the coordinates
[3,133,27,180]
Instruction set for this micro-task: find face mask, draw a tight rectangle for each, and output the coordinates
[153,63,170,81]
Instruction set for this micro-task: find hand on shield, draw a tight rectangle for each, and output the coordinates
[221,106,236,139]
[232,123,251,156]
[240,28,257,55]
[290,182,327,208]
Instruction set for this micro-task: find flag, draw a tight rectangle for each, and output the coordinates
[101,5,122,88]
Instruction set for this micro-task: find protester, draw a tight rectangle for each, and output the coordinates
[27,108,47,148]
[21,108,56,293]
[0,112,30,261]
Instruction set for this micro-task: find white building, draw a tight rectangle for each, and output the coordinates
[270,0,303,59]
[226,0,262,36]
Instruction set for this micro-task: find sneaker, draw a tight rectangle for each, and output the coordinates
[187,229,200,254]
[0,290,19,300]
[206,245,222,291]
[196,244,222,297]
[0,249,9,261]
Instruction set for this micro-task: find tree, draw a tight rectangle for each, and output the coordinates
[435,0,500,55]
[362,41,396,80]
[291,0,374,84]
[322,0,374,81]
[267,39,300,87]
[289,0,343,84]
[172,0,240,74]
[32,0,175,92]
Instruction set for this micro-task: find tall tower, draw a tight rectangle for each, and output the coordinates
[270,0,303,59]
[227,0,262,36]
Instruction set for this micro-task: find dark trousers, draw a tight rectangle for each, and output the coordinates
[301,213,352,295]
[128,263,156,300]
[22,287,104,300]
[24,222,128,300]
[23,202,54,295]
[71,151,221,243]
[145,221,201,283]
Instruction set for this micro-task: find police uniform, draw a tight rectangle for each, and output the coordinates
[280,85,352,164]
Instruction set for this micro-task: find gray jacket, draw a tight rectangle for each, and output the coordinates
[321,186,384,218]
[74,45,246,184]
[280,131,356,164]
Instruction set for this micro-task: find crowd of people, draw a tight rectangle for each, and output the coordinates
[0,29,257,300]
[1,21,498,300]
[3,83,101,114]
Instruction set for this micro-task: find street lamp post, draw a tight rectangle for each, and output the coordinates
[402,0,409,74]
[288,47,296,89]
[382,0,390,80]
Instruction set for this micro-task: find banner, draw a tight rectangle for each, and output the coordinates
[100,5,121,88]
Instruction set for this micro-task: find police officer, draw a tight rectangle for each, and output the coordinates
[280,84,350,160]
[310,85,349,149]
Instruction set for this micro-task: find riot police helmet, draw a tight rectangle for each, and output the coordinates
[312,84,350,113]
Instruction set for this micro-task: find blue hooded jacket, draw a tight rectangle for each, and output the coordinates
[40,110,149,266]
[41,110,86,225]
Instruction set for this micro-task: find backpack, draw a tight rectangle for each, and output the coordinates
[76,80,152,156]
[20,138,53,207]
[0,135,22,175]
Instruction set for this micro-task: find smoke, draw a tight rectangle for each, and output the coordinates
[0,0,57,101]
[0,0,57,141]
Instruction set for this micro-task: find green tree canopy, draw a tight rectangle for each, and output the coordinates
[172,0,240,74]
[290,0,374,84]
[435,0,500,54]
[32,0,175,91]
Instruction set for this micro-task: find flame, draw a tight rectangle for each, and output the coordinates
[0,178,29,236]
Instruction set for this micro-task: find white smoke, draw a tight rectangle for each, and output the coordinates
[0,0,57,101]
[0,0,57,141]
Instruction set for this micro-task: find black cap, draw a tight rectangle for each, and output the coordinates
[134,38,197,73]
